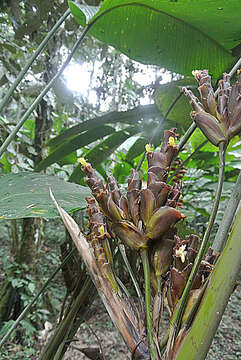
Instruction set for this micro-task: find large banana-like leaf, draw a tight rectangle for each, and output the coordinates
[0,172,90,219]
[69,126,139,183]
[69,0,238,77]
[35,125,115,171]
[48,104,160,148]
[125,137,148,163]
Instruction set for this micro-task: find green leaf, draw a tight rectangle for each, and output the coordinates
[0,320,15,337]
[125,137,147,162]
[57,151,77,166]
[182,200,209,218]
[0,154,11,172]
[0,172,90,219]
[155,77,199,126]
[20,320,36,335]
[112,160,132,184]
[35,125,116,171]
[69,126,139,183]
[28,282,35,294]
[68,1,100,26]
[69,0,237,77]
[48,104,160,148]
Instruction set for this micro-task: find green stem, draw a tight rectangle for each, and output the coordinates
[39,277,93,360]
[171,142,226,339]
[168,139,208,183]
[212,169,241,253]
[0,9,71,114]
[141,249,158,360]
[0,248,76,350]
[116,276,130,297]
[177,122,197,153]
[224,57,241,82]
[119,244,142,298]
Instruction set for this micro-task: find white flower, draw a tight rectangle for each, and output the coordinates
[175,244,187,263]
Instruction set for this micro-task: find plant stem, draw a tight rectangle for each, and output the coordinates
[140,249,158,360]
[0,248,76,350]
[177,122,197,152]
[171,142,226,339]
[212,169,241,253]
[225,57,241,81]
[119,244,142,298]
[116,276,130,297]
[39,277,93,360]
[168,139,208,182]
[0,9,71,114]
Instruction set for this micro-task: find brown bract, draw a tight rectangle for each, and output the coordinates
[80,129,185,251]
[183,70,241,146]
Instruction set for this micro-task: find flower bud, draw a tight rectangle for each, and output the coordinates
[140,188,155,225]
[145,206,184,240]
[152,238,175,277]
[107,174,122,204]
[167,264,192,310]
[107,195,125,221]
[128,169,141,191]
[227,72,241,138]
[127,189,140,226]
[148,182,171,209]
[119,195,130,219]
[199,84,217,116]
[112,221,148,250]
[191,111,227,146]
[167,268,187,310]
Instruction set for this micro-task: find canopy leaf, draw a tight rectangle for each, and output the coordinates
[0,172,90,219]
[69,0,239,77]
[48,104,160,148]
[35,125,116,171]
[69,126,139,183]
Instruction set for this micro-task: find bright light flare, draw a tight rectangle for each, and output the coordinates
[64,63,91,95]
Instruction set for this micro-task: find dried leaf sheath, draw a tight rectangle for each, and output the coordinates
[49,189,150,360]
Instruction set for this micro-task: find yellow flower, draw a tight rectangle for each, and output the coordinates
[192,70,202,78]
[78,157,87,167]
[145,143,152,153]
[169,136,175,146]
[99,225,105,236]
[175,244,187,263]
